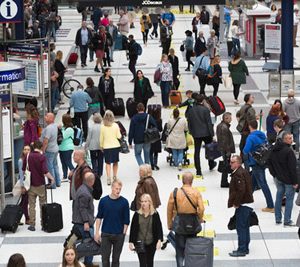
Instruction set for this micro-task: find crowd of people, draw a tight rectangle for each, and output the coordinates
[6,2,300,267]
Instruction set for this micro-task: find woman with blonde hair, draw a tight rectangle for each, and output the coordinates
[207,29,218,59]
[140,11,152,46]
[58,246,84,267]
[129,194,163,267]
[100,110,121,185]
[54,50,67,99]
[206,55,222,96]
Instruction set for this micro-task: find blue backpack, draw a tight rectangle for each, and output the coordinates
[135,43,143,56]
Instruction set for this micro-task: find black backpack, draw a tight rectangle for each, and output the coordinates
[80,166,103,200]
[57,128,63,145]
[251,142,273,167]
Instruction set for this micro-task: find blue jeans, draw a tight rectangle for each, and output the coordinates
[175,233,196,267]
[172,149,183,167]
[75,224,94,265]
[59,150,74,179]
[90,150,104,176]
[160,81,172,107]
[88,106,100,119]
[232,37,240,56]
[251,165,274,208]
[284,120,300,152]
[47,22,56,42]
[134,143,151,166]
[45,151,61,187]
[274,178,295,224]
[235,205,252,253]
[51,87,59,111]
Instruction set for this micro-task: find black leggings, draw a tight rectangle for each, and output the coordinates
[137,242,156,267]
[212,83,219,96]
[142,30,149,44]
[186,50,194,69]
[233,83,241,100]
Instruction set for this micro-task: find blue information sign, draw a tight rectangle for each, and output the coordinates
[0,62,25,84]
[0,0,23,23]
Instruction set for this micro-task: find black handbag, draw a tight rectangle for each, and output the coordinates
[134,216,151,254]
[227,211,259,230]
[130,196,137,211]
[144,115,160,144]
[172,188,202,235]
[195,56,207,81]
[119,137,129,154]
[180,44,185,52]
[76,237,102,259]
[217,160,232,173]
[161,118,180,143]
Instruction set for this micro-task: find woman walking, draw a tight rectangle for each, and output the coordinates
[228,52,249,105]
[140,11,152,46]
[134,70,154,109]
[98,68,115,111]
[207,55,222,96]
[191,12,201,40]
[85,113,104,177]
[85,77,104,118]
[93,26,106,73]
[166,108,188,170]
[100,110,121,185]
[184,30,194,71]
[129,194,163,267]
[168,48,180,90]
[207,29,218,59]
[54,50,67,101]
[58,114,75,181]
[157,54,173,108]
[23,104,39,146]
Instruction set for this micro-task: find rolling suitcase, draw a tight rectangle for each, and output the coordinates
[184,236,214,267]
[147,104,162,118]
[68,47,79,65]
[169,90,182,105]
[207,96,225,116]
[42,188,63,233]
[205,141,222,160]
[111,98,125,116]
[126,97,138,118]
[0,197,23,233]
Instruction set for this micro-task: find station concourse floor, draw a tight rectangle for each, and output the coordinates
[1,4,300,267]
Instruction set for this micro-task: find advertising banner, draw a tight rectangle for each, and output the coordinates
[265,24,281,54]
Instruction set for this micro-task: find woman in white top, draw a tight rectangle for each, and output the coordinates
[166,108,188,170]
[58,246,85,267]
[231,20,241,56]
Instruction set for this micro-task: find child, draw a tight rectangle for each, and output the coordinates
[178,90,195,116]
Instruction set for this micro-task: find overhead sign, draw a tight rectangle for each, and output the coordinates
[0,0,23,23]
[264,24,281,54]
[0,62,25,84]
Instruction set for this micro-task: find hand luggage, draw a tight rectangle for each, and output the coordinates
[76,237,102,259]
[68,47,79,65]
[0,196,23,233]
[42,188,63,233]
[205,141,221,160]
[169,90,182,105]
[207,96,225,116]
[126,97,138,118]
[111,98,125,116]
[147,104,162,118]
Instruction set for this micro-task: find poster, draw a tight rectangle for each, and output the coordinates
[1,108,11,159]
[43,53,49,89]
[265,24,281,54]
[281,73,294,96]
[8,57,40,96]
[294,71,300,92]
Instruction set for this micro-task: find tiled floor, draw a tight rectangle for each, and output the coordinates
[1,4,300,267]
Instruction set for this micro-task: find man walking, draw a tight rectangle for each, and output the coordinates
[23,141,54,231]
[41,112,60,188]
[283,89,300,155]
[75,21,93,67]
[186,94,216,177]
[228,155,254,257]
[129,103,157,166]
[94,179,130,267]
[192,48,210,95]
[268,132,298,226]
[72,172,98,267]
[160,19,173,54]
[69,86,92,140]
[216,112,235,187]
[167,172,204,267]
[127,35,139,82]
[243,120,274,212]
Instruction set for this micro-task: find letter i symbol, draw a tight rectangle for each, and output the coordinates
[6,1,11,17]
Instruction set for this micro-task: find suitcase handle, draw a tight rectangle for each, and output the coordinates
[45,185,54,204]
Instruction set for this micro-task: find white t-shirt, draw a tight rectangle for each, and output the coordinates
[231,25,239,39]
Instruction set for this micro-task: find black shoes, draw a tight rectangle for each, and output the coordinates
[209,162,217,171]
[94,66,100,72]
[229,250,247,257]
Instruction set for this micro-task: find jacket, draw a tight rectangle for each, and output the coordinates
[118,14,129,33]
[72,183,94,226]
[186,104,214,138]
[134,77,154,103]
[194,37,207,57]
[106,24,118,41]
[191,16,201,32]
[207,64,222,85]
[266,114,279,135]
[160,25,173,43]
[192,54,210,76]
[85,86,103,105]
[268,141,298,185]
[128,40,139,60]
[184,36,194,51]
[98,76,115,100]
[166,117,188,149]
[23,118,39,146]
[243,130,267,166]
[283,97,300,124]
[228,59,249,85]
[216,121,235,154]
[167,185,205,230]
[92,31,106,51]
[85,123,101,150]
[228,166,254,208]
[129,113,157,145]
[236,104,256,133]
[140,14,152,32]
[134,176,161,210]
[69,90,92,113]
[75,27,92,46]
[200,10,210,24]
[129,212,163,244]
[168,55,179,78]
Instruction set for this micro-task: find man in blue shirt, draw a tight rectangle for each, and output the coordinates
[243,120,274,213]
[161,8,175,27]
[69,87,92,140]
[94,179,130,267]
[192,48,210,95]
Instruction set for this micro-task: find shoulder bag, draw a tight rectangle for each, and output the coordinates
[134,215,151,254]
[172,188,202,235]
[195,56,207,81]
[144,115,160,144]
[23,153,31,191]
[161,118,180,143]
[119,136,130,154]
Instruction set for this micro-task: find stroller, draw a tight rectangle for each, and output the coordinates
[165,147,190,166]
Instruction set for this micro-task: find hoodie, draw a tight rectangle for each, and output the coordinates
[128,113,157,145]
[268,141,297,185]
[243,130,267,166]
[283,97,300,123]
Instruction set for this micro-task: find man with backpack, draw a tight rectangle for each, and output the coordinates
[243,120,274,213]
[127,35,142,82]
[192,48,210,95]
